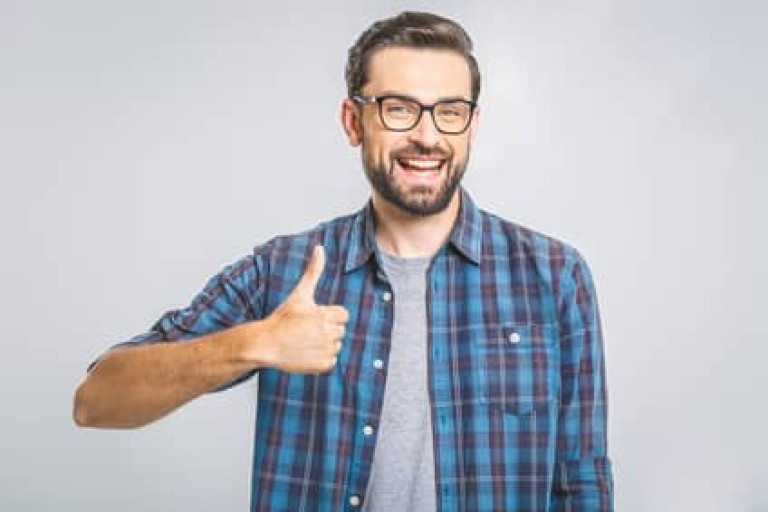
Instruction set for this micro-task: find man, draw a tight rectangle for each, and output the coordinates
[74,11,614,511]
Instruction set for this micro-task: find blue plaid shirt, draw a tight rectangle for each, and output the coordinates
[120,189,613,511]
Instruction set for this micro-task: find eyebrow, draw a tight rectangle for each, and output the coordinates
[373,91,473,104]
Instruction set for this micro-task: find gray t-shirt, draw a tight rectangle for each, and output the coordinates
[362,252,436,511]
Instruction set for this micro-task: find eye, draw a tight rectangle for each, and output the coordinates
[436,102,469,119]
[385,104,408,114]
[382,99,418,119]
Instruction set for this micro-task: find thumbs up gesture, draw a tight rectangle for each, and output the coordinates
[258,245,349,374]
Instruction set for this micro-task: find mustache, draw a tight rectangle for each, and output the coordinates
[391,143,451,159]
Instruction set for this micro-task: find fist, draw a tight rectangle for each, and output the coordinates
[260,245,349,374]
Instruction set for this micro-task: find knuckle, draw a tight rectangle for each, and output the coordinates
[336,307,350,322]
[318,357,336,373]
[321,308,336,323]
[324,305,349,323]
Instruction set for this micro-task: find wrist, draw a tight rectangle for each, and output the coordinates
[231,319,276,371]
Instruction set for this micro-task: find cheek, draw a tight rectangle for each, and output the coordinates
[363,133,402,161]
[450,137,471,161]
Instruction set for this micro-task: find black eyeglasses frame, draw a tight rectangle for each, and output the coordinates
[352,94,477,135]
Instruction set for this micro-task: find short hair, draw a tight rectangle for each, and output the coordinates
[346,11,481,102]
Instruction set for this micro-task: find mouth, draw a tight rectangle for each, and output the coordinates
[395,157,446,179]
[396,156,445,170]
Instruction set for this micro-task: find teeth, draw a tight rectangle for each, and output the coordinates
[400,159,442,170]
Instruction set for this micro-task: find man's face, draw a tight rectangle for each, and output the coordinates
[343,47,479,216]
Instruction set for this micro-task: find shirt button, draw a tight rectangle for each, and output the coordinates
[362,425,374,436]
[349,495,361,507]
[508,332,521,344]
[382,291,392,302]
[373,359,384,370]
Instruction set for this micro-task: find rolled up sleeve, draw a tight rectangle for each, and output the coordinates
[88,251,267,391]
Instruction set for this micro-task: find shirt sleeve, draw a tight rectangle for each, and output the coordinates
[89,251,267,391]
[550,248,614,511]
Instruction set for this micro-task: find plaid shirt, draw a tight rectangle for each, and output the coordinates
[121,189,613,511]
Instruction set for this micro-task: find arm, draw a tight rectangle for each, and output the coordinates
[74,321,266,429]
[551,249,614,511]
[74,245,347,429]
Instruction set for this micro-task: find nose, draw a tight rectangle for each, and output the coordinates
[408,109,441,147]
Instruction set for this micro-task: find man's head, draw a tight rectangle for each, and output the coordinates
[345,12,481,104]
[341,12,481,217]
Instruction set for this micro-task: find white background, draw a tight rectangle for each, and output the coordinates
[2,0,766,510]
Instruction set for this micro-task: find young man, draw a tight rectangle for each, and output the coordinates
[74,11,614,511]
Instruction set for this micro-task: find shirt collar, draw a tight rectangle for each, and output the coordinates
[449,188,483,265]
[344,188,483,273]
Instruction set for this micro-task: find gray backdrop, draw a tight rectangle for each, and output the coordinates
[2,0,766,510]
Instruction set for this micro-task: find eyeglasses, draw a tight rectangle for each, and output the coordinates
[352,94,476,135]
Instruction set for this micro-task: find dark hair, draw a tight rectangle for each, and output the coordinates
[346,11,481,102]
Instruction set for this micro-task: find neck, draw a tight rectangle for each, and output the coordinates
[372,191,461,258]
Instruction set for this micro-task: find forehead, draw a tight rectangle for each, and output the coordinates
[364,47,472,102]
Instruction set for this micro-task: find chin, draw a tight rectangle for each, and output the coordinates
[394,191,455,216]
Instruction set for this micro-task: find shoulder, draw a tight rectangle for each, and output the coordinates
[477,207,584,267]
[249,210,359,274]
[475,207,597,305]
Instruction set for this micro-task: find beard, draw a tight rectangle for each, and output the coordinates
[362,141,469,216]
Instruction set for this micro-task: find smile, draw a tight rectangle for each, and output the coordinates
[396,158,446,171]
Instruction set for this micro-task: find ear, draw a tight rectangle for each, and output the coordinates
[341,98,363,147]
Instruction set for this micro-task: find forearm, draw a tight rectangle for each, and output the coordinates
[73,321,266,429]
[74,245,345,429]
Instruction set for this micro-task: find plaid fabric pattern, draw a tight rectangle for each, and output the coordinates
[120,189,613,511]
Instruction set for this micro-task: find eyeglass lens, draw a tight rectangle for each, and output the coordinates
[380,97,472,133]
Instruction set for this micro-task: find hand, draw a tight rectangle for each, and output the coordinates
[258,245,349,374]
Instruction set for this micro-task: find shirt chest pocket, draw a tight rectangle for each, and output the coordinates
[476,323,561,415]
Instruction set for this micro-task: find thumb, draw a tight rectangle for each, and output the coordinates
[292,245,325,301]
